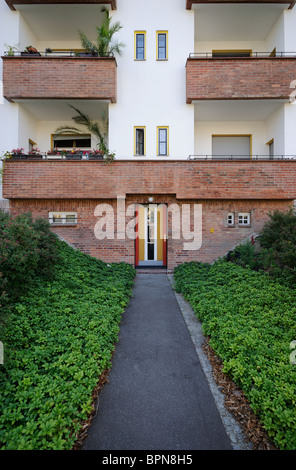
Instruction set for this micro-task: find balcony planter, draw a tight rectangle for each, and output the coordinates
[66,153,82,160]
[27,154,43,159]
[88,153,105,160]
[78,51,98,57]
[21,46,41,57]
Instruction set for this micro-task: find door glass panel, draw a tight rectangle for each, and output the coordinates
[147,207,155,260]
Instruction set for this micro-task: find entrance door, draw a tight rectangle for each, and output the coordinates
[135,204,167,267]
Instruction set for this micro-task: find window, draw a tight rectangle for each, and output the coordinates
[52,134,91,150]
[135,31,146,60]
[212,50,252,58]
[157,31,168,60]
[157,127,169,156]
[238,213,250,226]
[227,213,235,226]
[212,135,251,159]
[49,212,77,225]
[134,127,146,156]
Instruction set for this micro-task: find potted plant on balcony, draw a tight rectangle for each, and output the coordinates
[66,149,82,160]
[21,46,41,56]
[4,44,18,56]
[28,147,43,159]
[78,7,125,57]
[54,105,111,160]
[10,148,26,159]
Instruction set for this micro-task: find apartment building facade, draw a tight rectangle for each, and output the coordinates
[1,0,296,270]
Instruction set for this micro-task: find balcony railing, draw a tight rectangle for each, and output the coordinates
[3,50,114,58]
[188,155,296,160]
[189,52,296,58]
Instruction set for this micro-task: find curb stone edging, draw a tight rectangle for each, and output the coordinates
[167,274,252,451]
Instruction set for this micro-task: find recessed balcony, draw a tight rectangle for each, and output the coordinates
[2,52,117,103]
[186,53,296,103]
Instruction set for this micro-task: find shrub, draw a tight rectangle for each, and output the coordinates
[0,211,59,299]
[225,209,296,287]
[258,209,296,286]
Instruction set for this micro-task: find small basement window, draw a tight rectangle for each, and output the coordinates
[227,212,235,226]
[238,213,250,226]
[49,212,77,225]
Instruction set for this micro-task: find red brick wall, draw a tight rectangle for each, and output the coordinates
[9,197,293,270]
[3,160,296,200]
[2,56,117,102]
[186,57,296,103]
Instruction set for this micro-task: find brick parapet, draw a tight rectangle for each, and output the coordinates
[3,160,296,200]
[186,57,296,103]
[2,56,117,102]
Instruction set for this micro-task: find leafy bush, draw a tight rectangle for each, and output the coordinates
[0,211,59,299]
[226,209,296,287]
[174,261,296,450]
[0,241,135,450]
[258,209,296,286]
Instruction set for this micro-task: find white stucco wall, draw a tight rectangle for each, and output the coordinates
[108,0,195,159]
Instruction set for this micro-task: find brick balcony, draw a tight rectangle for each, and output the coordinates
[2,55,117,103]
[186,56,296,103]
[3,159,296,201]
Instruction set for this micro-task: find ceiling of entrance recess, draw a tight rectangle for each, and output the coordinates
[194,4,288,41]
[16,4,107,41]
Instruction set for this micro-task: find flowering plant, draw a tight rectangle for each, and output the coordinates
[28,147,41,155]
[11,148,25,155]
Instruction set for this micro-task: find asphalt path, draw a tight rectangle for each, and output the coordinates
[82,273,233,450]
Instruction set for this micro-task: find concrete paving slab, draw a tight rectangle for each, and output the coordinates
[82,274,236,450]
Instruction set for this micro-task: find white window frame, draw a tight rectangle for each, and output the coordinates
[49,212,77,225]
[227,212,235,226]
[238,213,251,226]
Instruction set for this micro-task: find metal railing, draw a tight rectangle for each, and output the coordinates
[187,155,296,160]
[4,50,114,58]
[188,52,296,58]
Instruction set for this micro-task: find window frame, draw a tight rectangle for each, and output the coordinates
[134,31,146,61]
[49,212,77,225]
[51,133,91,150]
[157,126,169,156]
[227,212,235,227]
[134,126,146,156]
[238,212,251,226]
[156,31,168,60]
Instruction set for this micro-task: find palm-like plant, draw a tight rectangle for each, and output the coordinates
[78,7,125,57]
[54,105,109,154]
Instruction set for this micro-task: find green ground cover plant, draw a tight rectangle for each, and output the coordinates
[174,261,296,450]
[0,235,135,450]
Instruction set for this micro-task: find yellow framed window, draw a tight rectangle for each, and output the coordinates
[156,31,168,60]
[134,127,146,156]
[157,126,169,156]
[134,31,146,60]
